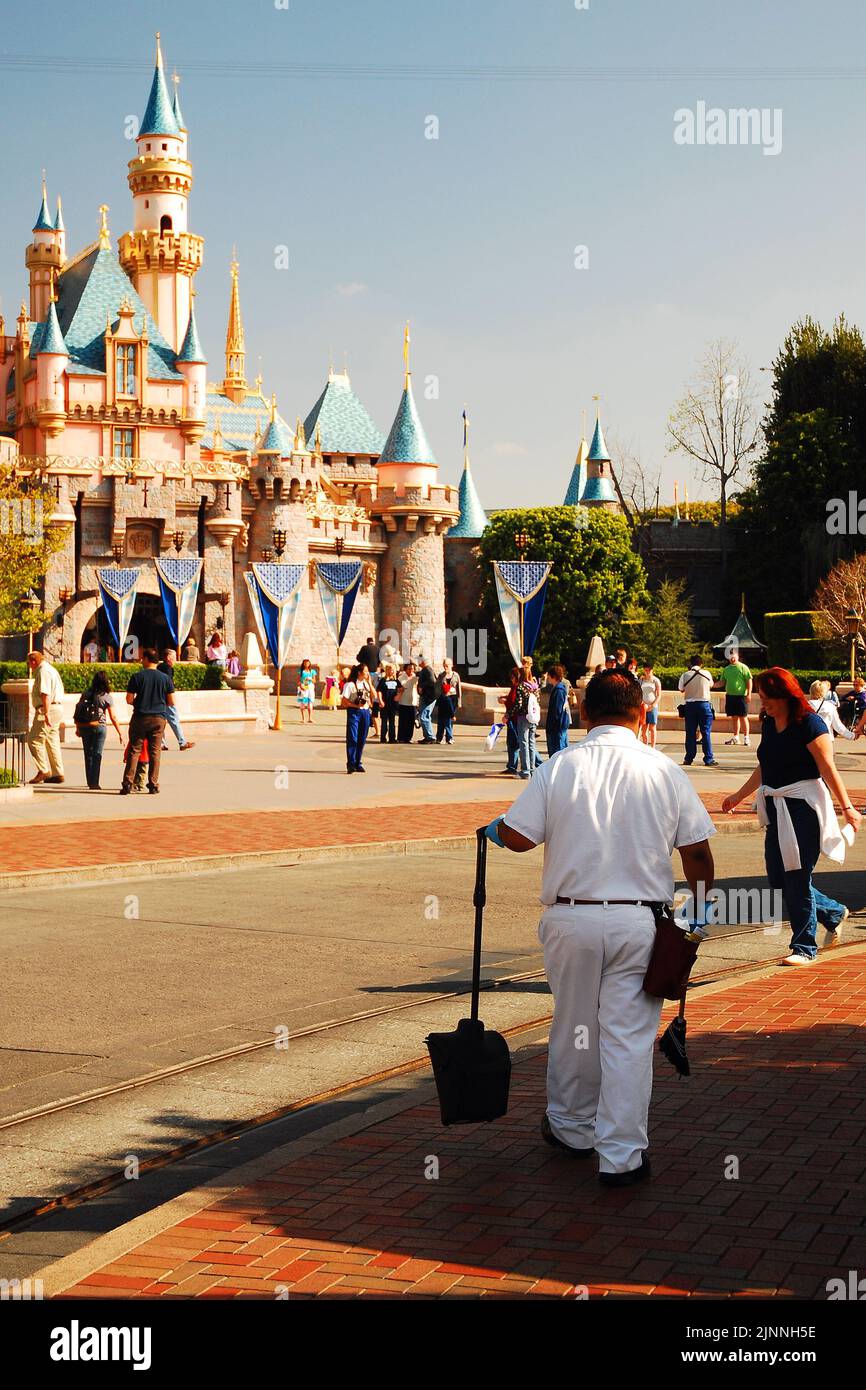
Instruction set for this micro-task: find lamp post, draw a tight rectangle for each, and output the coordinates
[21,589,40,656]
[273,528,287,561]
[845,608,861,684]
[515,531,529,561]
[172,530,184,555]
[58,586,71,656]
[271,532,287,729]
[112,542,124,565]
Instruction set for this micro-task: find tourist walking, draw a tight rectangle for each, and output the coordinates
[499,667,521,775]
[640,661,662,747]
[485,670,715,1184]
[26,651,65,785]
[809,681,855,741]
[544,664,571,757]
[74,670,122,790]
[378,664,400,743]
[356,636,379,670]
[341,662,374,773]
[396,661,419,743]
[416,657,437,744]
[157,649,195,750]
[512,658,541,779]
[678,656,717,766]
[297,658,317,724]
[722,667,861,965]
[719,648,752,746]
[121,649,175,795]
[435,658,461,744]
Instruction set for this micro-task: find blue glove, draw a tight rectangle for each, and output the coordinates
[484,816,506,848]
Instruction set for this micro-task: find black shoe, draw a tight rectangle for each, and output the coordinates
[347,766,355,774]
[541,1114,594,1158]
[599,1154,651,1188]
[148,784,160,794]
[703,759,718,767]
[119,785,131,795]
[356,765,366,773]
[682,759,693,766]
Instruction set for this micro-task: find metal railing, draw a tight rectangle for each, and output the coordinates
[0,724,26,788]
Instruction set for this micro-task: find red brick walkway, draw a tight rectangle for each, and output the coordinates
[58,953,866,1299]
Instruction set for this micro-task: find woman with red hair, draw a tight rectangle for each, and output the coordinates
[722,668,861,965]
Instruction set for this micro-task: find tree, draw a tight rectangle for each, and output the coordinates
[667,340,762,579]
[812,554,866,666]
[624,579,705,668]
[0,470,61,636]
[476,506,648,681]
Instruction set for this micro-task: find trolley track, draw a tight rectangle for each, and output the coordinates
[1,926,861,1237]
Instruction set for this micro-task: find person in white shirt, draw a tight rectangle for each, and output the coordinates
[808,681,855,741]
[82,638,99,663]
[396,662,419,744]
[340,662,375,773]
[26,651,66,784]
[485,670,715,1187]
[677,657,717,767]
[640,662,662,747]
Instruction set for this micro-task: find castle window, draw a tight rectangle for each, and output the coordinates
[145,200,150,209]
[162,143,168,151]
[115,344,136,396]
[392,567,397,588]
[160,214,173,235]
[113,428,135,460]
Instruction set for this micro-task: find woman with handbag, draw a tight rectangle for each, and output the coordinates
[721,667,861,965]
[435,658,461,744]
[340,662,374,774]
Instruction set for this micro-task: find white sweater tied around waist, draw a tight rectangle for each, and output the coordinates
[755,778,855,872]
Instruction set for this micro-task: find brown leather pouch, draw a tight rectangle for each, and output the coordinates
[643,902,699,1000]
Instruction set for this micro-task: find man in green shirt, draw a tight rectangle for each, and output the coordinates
[718,650,752,746]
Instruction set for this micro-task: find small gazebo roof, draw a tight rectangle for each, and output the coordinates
[713,598,767,658]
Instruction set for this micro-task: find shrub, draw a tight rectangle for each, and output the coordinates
[762,612,816,666]
[0,661,222,692]
[0,767,18,788]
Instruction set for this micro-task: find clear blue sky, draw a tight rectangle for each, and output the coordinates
[2,0,864,509]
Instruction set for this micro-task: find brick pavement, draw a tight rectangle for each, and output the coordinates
[2,791,864,879]
[56,952,866,1299]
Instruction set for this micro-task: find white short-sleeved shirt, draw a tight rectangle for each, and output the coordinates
[504,725,715,905]
[678,666,714,702]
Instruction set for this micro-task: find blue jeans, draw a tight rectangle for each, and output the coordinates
[516,716,537,775]
[80,724,107,789]
[505,720,519,772]
[346,707,371,769]
[764,798,847,960]
[546,726,569,758]
[436,696,456,743]
[165,703,187,747]
[418,700,436,741]
[684,701,715,764]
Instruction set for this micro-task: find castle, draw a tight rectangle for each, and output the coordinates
[0,36,503,676]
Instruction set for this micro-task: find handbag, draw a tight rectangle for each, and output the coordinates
[425,829,511,1124]
[677,668,702,719]
[643,902,699,1000]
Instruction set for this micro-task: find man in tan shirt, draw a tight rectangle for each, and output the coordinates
[26,651,65,783]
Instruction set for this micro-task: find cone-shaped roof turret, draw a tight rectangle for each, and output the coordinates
[36,297,67,356]
[140,34,181,138]
[177,302,206,363]
[33,178,52,232]
[379,379,436,465]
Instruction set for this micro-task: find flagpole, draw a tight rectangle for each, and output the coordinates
[274,657,282,730]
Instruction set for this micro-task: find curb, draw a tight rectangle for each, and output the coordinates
[0,819,759,892]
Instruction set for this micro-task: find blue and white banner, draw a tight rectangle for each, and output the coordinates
[155,557,202,652]
[493,560,552,665]
[316,560,363,650]
[243,562,305,669]
[95,567,140,655]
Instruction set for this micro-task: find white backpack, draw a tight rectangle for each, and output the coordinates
[526,691,541,727]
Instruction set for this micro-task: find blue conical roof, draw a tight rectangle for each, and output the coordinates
[177,303,206,363]
[587,417,610,462]
[37,299,67,356]
[448,460,487,537]
[379,381,436,465]
[33,186,53,232]
[580,473,616,504]
[564,436,589,505]
[303,372,384,455]
[258,409,294,455]
[172,84,186,131]
[140,50,181,137]
[53,197,64,232]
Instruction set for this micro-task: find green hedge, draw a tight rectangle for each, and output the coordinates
[789,637,836,667]
[0,767,18,788]
[0,662,223,693]
[653,665,844,691]
[763,612,816,666]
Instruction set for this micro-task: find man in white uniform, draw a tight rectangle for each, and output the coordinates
[485,670,715,1187]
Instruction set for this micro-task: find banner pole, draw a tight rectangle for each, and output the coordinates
[273,662,282,730]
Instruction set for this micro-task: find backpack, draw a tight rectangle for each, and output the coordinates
[73,688,100,725]
[526,691,541,727]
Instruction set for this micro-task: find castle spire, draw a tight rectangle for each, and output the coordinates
[33,173,52,233]
[448,408,488,537]
[140,31,181,138]
[403,320,411,387]
[223,254,247,402]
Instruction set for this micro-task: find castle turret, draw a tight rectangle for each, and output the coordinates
[580,411,618,510]
[222,256,246,404]
[373,326,458,665]
[34,296,68,439]
[26,176,64,321]
[564,424,589,505]
[176,297,207,441]
[246,396,316,568]
[118,34,203,351]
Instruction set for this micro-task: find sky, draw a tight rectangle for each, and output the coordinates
[1,0,864,511]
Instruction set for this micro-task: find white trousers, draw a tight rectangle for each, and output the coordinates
[539,903,663,1174]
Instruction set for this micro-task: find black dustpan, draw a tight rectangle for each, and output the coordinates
[425,828,511,1124]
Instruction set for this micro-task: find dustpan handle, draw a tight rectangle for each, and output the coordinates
[471,827,488,1021]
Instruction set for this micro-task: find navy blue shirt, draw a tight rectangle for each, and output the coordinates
[545,682,570,732]
[127,666,174,718]
[757,711,826,788]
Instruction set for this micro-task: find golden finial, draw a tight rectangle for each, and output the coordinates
[41,168,47,199]
[98,204,110,249]
[155,32,163,67]
[403,320,411,386]
[270,393,277,421]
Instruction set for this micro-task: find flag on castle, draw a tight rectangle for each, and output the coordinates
[315,561,364,660]
[95,567,140,655]
[154,557,202,652]
[244,562,306,670]
[493,560,552,665]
